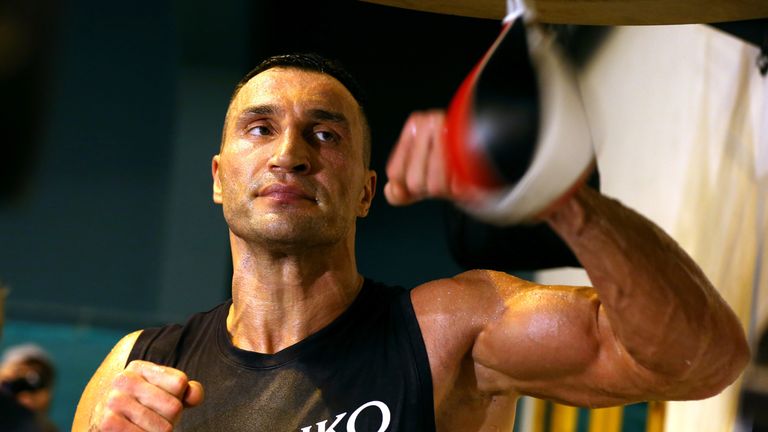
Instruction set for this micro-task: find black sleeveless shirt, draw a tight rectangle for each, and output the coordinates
[127,279,436,432]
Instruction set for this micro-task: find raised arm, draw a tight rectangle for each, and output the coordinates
[390,110,750,407]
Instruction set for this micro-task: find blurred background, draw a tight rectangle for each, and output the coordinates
[1,0,765,431]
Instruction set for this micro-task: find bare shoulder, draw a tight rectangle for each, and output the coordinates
[409,269,534,344]
[72,330,143,430]
[409,270,536,406]
[411,269,536,323]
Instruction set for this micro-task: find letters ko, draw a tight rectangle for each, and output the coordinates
[300,400,392,432]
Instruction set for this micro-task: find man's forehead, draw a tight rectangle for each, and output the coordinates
[231,68,358,115]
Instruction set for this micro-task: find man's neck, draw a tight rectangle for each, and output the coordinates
[225,233,363,354]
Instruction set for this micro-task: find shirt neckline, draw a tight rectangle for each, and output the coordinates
[215,278,374,369]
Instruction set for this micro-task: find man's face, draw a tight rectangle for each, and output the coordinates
[213,67,376,249]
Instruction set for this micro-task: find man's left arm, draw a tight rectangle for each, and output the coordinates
[388,110,750,404]
[519,185,748,400]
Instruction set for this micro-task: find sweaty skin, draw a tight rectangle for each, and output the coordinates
[73,70,749,432]
[388,111,749,429]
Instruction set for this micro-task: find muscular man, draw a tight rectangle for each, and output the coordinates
[73,53,749,431]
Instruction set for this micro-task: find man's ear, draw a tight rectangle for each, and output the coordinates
[212,155,223,204]
[358,169,377,217]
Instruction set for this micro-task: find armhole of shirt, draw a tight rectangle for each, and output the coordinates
[399,289,437,430]
[126,325,181,367]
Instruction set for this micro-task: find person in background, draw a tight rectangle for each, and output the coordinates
[0,284,58,432]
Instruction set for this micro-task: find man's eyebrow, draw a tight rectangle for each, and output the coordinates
[239,104,282,117]
[237,106,347,126]
[308,109,348,125]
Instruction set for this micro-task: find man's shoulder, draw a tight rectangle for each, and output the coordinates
[409,270,534,345]
[145,300,231,332]
[129,300,231,365]
[410,269,527,310]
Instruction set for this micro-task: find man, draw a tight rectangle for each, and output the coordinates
[0,285,50,432]
[0,344,59,432]
[73,53,749,431]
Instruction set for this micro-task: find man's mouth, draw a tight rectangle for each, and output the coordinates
[258,183,316,204]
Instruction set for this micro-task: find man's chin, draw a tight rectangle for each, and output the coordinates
[252,223,341,248]
[226,211,348,248]
[258,233,342,253]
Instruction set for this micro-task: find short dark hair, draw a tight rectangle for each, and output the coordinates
[224,53,372,168]
[234,53,368,108]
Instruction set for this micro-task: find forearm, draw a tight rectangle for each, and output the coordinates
[544,185,749,390]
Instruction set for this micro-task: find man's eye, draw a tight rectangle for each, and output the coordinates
[314,130,337,142]
[247,125,271,136]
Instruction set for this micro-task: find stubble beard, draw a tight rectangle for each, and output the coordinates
[226,204,352,253]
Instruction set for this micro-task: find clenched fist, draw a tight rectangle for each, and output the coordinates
[89,360,204,432]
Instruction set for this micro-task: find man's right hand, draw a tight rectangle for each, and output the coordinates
[384,110,487,208]
[90,360,204,432]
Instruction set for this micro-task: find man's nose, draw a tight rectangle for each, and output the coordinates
[269,130,311,174]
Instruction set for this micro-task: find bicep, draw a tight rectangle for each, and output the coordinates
[472,285,658,407]
[72,330,143,430]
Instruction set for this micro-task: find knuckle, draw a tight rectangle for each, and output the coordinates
[405,172,424,194]
[426,180,445,198]
[157,420,174,432]
[105,389,128,410]
[144,363,188,393]
[148,363,167,376]
[125,359,145,372]
[168,372,189,392]
[99,410,122,430]
[164,396,184,417]
[111,371,134,390]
